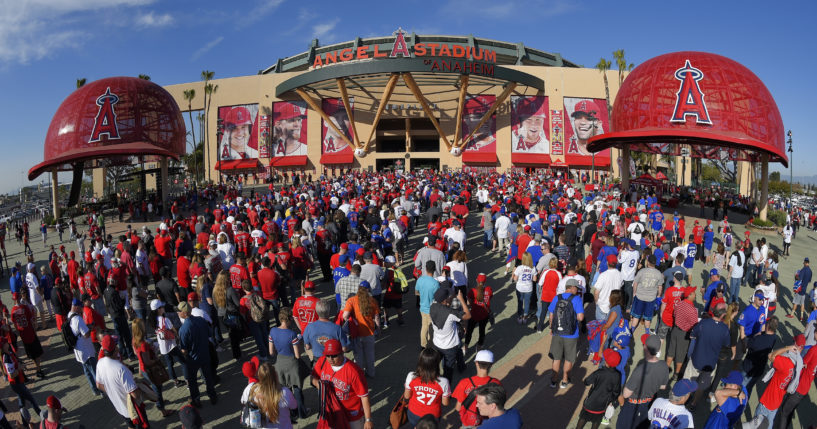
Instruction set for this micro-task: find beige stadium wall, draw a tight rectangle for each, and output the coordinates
[164,65,627,183]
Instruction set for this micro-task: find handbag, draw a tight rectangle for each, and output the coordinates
[389,396,408,429]
[140,345,169,386]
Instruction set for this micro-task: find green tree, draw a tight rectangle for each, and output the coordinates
[201,70,215,182]
[138,74,151,81]
[701,162,721,182]
[596,58,613,120]
[76,78,86,88]
[612,49,635,87]
[183,89,197,182]
[769,171,781,182]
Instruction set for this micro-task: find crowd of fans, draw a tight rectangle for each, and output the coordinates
[0,168,815,429]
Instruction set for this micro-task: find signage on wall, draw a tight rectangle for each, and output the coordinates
[550,109,564,155]
[312,28,498,77]
[670,60,712,125]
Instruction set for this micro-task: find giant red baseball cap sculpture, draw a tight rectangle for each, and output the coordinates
[588,51,787,166]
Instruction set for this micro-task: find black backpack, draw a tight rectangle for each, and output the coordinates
[61,313,80,350]
[552,294,577,335]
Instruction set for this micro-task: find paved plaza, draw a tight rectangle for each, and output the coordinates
[1,203,816,428]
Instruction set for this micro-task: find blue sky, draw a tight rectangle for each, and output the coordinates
[1,0,814,194]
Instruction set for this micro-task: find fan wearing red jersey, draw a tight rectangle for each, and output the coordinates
[293,281,319,333]
[403,348,451,426]
[311,339,373,428]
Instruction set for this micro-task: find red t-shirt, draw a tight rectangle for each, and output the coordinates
[311,357,369,421]
[405,373,450,418]
[134,340,151,373]
[293,295,320,333]
[257,268,279,301]
[661,285,687,327]
[759,354,796,410]
[83,306,105,343]
[796,345,817,395]
[154,234,172,259]
[177,257,192,290]
[467,287,493,321]
[11,305,35,343]
[452,376,502,426]
[230,264,250,290]
[540,269,561,303]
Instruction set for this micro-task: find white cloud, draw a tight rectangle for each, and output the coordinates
[312,19,340,42]
[0,0,156,64]
[136,11,174,28]
[240,0,285,27]
[441,0,575,20]
[191,36,224,61]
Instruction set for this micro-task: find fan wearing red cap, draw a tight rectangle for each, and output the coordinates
[576,349,623,427]
[592,253,624,321]
[96,334,142,421]
[310,339,373,428]
[465,273,494,349]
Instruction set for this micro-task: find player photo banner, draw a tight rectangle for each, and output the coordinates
[218,104,259,161]
[550,109,564,155]
[511,96,550,154]
[564,97,610,157]
[462,95,496,153]
[272,101,308,157]
[321,98,355,156]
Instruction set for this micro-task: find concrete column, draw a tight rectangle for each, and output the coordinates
[160,157,168,206]
[759,154,769,221]
[621,146,631,189]
[92,168,106,198]
[50,170,60,221]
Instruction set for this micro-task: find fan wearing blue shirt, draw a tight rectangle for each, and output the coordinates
[703,370,747,429]
[738,292,767,339]
[703,269,725,311]
[473,384,523,429]
[683,236,697,270]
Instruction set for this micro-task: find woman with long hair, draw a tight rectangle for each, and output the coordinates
[342,285,380,378]
[536,257,562,332]
[710,242,728,275]
[446,250,469,298]
[240,280,269,359]
[148,299,186,388]
[132,318,174,417]
[465,273,493,352]
[268,307,302,389]
[241,362,298,428]
[512,252,537,325]
[600,290,623,353]
[403,348,450,426]
[214,271,243,360]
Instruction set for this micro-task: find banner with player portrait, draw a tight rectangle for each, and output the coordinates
[218,104,259,160]
[321,98,355,162]
[462,95,496,153]
[563,97,611,160]
[511,96,550,155]
[271,101,308,158]
[550,109,564,155]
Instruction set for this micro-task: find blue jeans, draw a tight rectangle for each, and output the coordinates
[265,298,281,326]
[134,308,147,321]
[483,229,493,248]
[746,403,778,429]
[112,315,134,358]
[247,319,269,358]
[516,290,532,317]
[729,277,741,304]
[184,359,217,403]
[162,347,188,380]
[140,370,165,410]
[81,356,102,395]
[595,307,608,322]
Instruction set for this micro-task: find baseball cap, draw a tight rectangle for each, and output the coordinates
[795,334,806,347]
[385,255,396,264]
[709,269,719,277]
[614,330,631,347]
[304,280,315,290]
[187,292,199,302]
[46,395,61,410]
[101,334,118,353]
[603,349,621,367]
[805,257,810,263]
[754,291,765,300]
[71,298,82,307]
[475,350,494,363]
[571,99,598,118]
[606,254,618,266]
[359,280,371,290]
[672,379,699,397]
[150,299,164,311]
[340,243,349,250]
[641,334,661,355]
[565,278,580,289]
[434,288,453,303]
[453,220,461,227]
[723,370,743,385]
[324,339,342,356]
[177,301,191,313]
[523,224,530,231]
[356,248,365,256]
[477,273,487,283]
[338,254,349,264]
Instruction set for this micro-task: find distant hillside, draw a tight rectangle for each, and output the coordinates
[792,175,817,186]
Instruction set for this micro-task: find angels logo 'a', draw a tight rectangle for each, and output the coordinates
[89,87,122,142]
[670,60,712,125]
[389,27,410,58]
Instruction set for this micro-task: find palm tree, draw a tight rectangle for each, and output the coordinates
[205,82,219,184]
[183,89,197,182]
[595,58,612,181]
[138,74,151,81]
[76,78,86,88]
[612,50,634,87]
[201,71,215,182]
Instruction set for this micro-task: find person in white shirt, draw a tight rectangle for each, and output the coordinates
[444,220,467,249]
[150,299,187,387]
[96,334,140,426]
[68,299,102,396]
[782,223,793,256]
[727,244,745,304]
[25,263,46,330]
[494,212,512,252]
[557,265,587,295]
[618,239,640,310]
[593,254,623,321]
[627,218,646,246]
[512,253,538,324]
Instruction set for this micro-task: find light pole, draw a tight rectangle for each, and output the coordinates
[787,130,793,209]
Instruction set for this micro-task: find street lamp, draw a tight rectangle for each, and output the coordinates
[787,130,793,209]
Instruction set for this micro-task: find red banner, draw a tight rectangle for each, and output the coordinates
[258,115,270,158]
[563,97,611,159]
[321,98,355,164]
[271,101,307,158]
[218,104,259,161]
[550,109,564,155]
[462,95,496,155]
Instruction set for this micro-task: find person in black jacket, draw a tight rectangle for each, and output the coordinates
[51,277,72,329]
[103,278,135,360]
[577,349,622,429]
